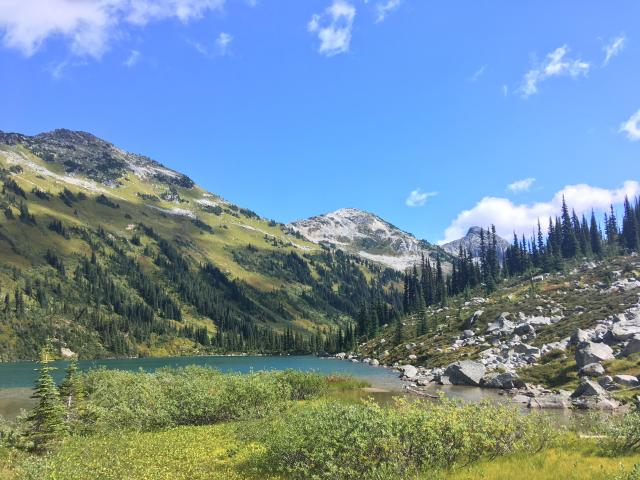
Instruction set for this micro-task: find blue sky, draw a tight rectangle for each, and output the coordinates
[1,0,639,243]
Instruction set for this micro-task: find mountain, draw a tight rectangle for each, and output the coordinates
[289,208,441,271]
[0,129,403,360]
[441,226,510,260]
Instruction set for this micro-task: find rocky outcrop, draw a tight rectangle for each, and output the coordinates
[571,379,620,410]
[575,341,614,368]
[444,361,486,386]
[485,313,515,335]
[481,372,524,389]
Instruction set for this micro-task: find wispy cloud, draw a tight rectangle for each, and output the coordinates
[405,188,437,207]
[123,49,140,67]
[519,45,590,98]
[620,109,640,141]
[216,32,232,55]
[375,0,401,23]
[507,177,535,193]
[502,84,509,97]
[308,0,356,56]
[0,0,226,58]
[187,32,233,57]
[440,181,640,243]
[469,65,486,82]
[603,34,626,65]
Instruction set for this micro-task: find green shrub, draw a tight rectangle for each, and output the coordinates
[78,366,335,433]
[601,411,640,454]
[616,464,640,480]
[258,398,556,480]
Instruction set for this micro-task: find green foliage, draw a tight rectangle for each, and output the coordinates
[258,398,556,480]
[76,367,333,433]
[25,347,69,452]
[600,411,640,454]
[615,464,640,480]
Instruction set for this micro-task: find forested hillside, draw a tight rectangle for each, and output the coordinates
[0,130,403,360]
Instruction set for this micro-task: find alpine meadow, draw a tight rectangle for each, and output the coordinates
[1,1,640,479]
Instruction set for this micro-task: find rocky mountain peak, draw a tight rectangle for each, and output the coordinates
[442,226,510,260]
[289,208,437,271]
[0,128,194,189]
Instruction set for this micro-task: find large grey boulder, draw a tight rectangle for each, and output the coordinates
[486,313,515,335]
[481,372,525,389]
[571,379,607,398]
[575,342,614,368]
[399,365,418,379]
[512,343,541,356]
[621,335,640,357]
[444,360,486,386]
[571,386,621,409]
[613,375,639,387]
[579,363,605,377]
[514,323,535,336]
[570,328,590,346]
[611,323,640,341]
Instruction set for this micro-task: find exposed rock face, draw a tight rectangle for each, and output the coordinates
[444,361,486,386]
[441,226,510,261]
[575,342,614,368]
[0,129,194,188]
[289,208,438,270]
[481,372,524,389]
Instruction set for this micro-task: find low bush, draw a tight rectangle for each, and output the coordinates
[600,411,640,454]
[79,367,333,433]
[258,398,556,480]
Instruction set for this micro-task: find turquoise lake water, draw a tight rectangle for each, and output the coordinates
[0,355,405,389]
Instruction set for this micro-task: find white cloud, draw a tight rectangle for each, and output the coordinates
[308,0,356,57]
[216,32,232,55]
[405,188,437,207]
[519,45,590,97]
[375,0,401,23]
[502,84,508,97]
[620,109,640,141]
[469,65,486,82]
[440,181,640,243]
[603,34,626,65]
[0,0,225,58]
[507,177,535,193]
[123,49,140,67]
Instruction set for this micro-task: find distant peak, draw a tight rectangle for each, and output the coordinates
[466,226,483,236]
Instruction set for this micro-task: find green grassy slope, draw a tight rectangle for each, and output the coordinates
[0,131,402,360]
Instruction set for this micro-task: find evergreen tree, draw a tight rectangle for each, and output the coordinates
[58,359,87,431]
[622,196,639,251]
[589,210,602,256]
[26,346,68,452]
[560,197,578,258]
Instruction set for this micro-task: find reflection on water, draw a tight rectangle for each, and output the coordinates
[0,388,36,422]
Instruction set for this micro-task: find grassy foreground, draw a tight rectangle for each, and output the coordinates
[3,424,640,480]
[2,365,640,480]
